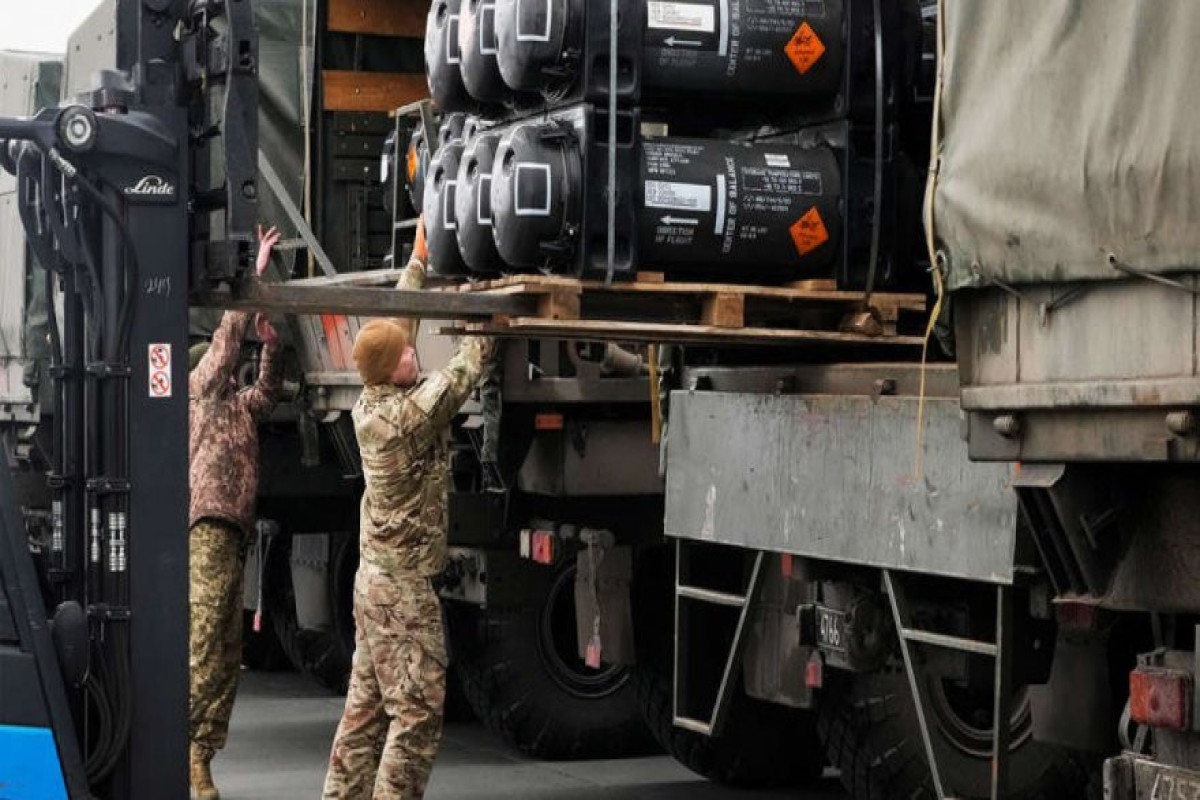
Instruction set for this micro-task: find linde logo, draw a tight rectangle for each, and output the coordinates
[124,175,175,199]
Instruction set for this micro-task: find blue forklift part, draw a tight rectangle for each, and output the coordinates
[0,725,68,799]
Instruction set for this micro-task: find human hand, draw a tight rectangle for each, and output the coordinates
[413,215,428,261]
[256,224,282,277]
[255,314,279,345]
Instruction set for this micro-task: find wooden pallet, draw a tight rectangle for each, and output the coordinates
[436,273,928,347]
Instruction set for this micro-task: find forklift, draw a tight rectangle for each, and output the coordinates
[0,1,255,795]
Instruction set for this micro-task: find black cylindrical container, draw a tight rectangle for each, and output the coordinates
[440,112,471,146]
[455,130,504,274]
[495,0,846,105]
[490,120,583,270]
[459,0,511,105]
[404,125,430,212]
[381,129,398,216]
[493,0,582,94]
[641,0,846,99]
[425,0,473,112]
[424,139,469,276]
[637,138,842,279]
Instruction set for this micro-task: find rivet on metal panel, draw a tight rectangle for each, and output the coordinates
[993,414,1021,439]
[1166,411,1196,437]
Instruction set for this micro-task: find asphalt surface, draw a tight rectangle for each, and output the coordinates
[216,670,849,799]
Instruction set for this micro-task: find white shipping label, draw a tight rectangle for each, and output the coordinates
[647,1,716,33]
[645,180,712,212]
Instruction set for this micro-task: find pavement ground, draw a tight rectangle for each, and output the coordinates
[216,669,848,800]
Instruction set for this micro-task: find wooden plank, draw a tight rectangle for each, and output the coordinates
[451,318,926,348]
[785,279,837,291]
[194,281,538,318]
[323,70,427,112]
[536,288,582,320]
[455,273,926,311]
[636,271,667,283]
[701,293,745,328]
[328,0,426,38]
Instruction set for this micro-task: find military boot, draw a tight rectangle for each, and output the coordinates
[190,744,220,800]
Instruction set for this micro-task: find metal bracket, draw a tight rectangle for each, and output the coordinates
[1109,253,1200,295]
[673,542,765,736]
[884,570,1013,800]
[258,150,338,277]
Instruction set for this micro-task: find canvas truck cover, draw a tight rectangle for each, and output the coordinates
[930,0,1200,291]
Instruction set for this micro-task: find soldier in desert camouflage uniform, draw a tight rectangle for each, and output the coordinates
[323,219,492,800]
[189,225,283,800]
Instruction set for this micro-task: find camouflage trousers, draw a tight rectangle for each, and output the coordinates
[189,517,247,753]
[323,563,447,800]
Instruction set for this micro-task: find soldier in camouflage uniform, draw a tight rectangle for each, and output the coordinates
[324,219,492,799]
[189,225,283,800]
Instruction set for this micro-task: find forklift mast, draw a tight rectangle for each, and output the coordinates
[0,1,257,797]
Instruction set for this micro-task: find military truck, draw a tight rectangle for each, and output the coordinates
[633,2,1200,799]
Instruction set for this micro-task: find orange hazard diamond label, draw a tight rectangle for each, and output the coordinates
[790,206,830,257]
[785,21,826,75]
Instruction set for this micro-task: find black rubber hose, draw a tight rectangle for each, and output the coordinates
[65,165,140,362]
[84,647,115,780]
[76,212,106,362]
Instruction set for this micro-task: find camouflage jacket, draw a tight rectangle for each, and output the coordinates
[353,256,491,577]
[189,311,282,535]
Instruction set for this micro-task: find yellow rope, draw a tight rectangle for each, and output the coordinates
[915,0,947,480]
[648,344,662,445]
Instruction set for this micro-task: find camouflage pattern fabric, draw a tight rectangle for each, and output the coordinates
[478,341,504,469]
[322,564,447,800]
[189,517,247,752]
[351,258,492,578]
[325,254,492,797]
[189,310,282,535]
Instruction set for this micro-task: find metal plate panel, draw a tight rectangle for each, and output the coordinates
[958,280,1198,390]
[0,194,31,411]
[63,0,118,98]
[665,392,1018,583]
[1017,280,1193,381]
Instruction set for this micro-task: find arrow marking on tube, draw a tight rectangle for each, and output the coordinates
[661,215,700,226]
[664,36,702,47]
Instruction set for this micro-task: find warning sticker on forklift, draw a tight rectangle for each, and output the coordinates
[647,1,715,33]
[785,21,826,75]
[789,206,829,257]
[148,343,172,399]
[645,180,712,212]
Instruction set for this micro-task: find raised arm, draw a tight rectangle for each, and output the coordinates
[390,216,429,346]
[189,311,249,398]
[407,336,494,430]
[244,319,284,420]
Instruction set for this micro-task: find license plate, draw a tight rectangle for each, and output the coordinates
[816,607,847,653]
[1139,763,1200,799]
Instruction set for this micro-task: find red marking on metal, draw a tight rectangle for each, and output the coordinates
[1130,667,1192,731]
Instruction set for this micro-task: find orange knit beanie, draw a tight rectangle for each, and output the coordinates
[353,319,409,385]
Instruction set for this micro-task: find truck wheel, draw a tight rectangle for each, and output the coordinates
[449,561,656,759]
[818,668,1099,800]
[263,534,352,693]
[633,665,824,788]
